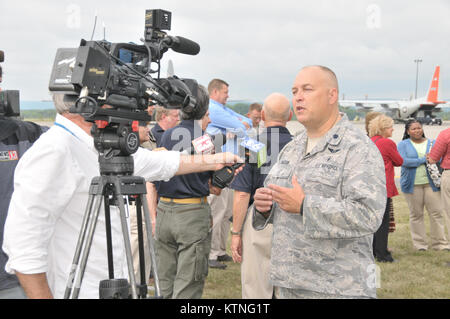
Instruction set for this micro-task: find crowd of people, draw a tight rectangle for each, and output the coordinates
[1,64,450,300]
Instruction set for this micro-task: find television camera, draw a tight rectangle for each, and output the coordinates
[49,9,201,168]
[0,50,21,117]
[48,9,204,299]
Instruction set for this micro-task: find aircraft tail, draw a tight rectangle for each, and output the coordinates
[426,66,441,103]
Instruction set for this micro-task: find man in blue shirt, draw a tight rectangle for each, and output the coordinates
[206,79,252,137]
[229,93,293,298]
[206,79,252,269]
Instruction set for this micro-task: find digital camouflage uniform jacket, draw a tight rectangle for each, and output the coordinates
[253,114,386,298]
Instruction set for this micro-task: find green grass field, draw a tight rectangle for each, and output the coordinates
[202,194,450,299]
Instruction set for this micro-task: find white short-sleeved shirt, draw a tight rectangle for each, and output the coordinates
[3,114,180,298]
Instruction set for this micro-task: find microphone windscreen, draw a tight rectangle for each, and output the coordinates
[171,36,200,55]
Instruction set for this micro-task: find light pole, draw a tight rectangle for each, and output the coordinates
[414,58,422,99]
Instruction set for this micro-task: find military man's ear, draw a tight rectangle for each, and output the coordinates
[328,88,339,105]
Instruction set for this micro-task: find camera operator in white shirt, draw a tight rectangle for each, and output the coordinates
[2,93,242,299]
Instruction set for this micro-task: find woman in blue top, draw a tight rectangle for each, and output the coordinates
[397,120,449,251]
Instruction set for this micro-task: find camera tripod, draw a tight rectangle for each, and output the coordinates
[64,147,161,299]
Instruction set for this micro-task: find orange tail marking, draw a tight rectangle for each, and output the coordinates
[427,66,440,103]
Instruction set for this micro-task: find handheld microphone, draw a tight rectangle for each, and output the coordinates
[183,133,226,155]
[211,136,266,189]
[211,163,244,189]
[191,134,215,154]
[163,36,200,55]
[239,137,267,168]
[181,133,215,155]
[222,135,267,167]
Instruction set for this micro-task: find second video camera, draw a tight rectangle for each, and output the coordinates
[0,50,20,117]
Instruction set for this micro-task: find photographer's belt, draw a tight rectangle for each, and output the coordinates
[160,196,208,204]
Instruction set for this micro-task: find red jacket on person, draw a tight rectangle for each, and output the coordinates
[429,127,450,169]
[371,135,404,198]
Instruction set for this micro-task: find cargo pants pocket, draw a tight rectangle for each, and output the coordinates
[194,232,211,282]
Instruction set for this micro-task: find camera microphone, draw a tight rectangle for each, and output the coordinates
[0,51,4,63]
[163,36,200,55]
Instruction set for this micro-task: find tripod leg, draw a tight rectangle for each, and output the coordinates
[64,193,96,299]
[140,194,161,297]
[135,198,148,295]
[116,194,139,299]
[71,193,104,299]
[104,193,115,279]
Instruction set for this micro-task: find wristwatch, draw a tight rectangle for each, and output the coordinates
[230,229,242,236]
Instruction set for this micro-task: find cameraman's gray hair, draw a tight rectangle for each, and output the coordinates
[179,84,209,121]
[52,93,75,114]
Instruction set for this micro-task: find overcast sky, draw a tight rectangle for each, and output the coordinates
[1,0,449,102]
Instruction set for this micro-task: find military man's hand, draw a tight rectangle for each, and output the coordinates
[268,175,304,214]
[254,187,274,213]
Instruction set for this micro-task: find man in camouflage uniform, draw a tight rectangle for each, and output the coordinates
[253,65,386,299]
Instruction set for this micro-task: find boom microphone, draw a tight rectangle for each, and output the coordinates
[163,36,200,55]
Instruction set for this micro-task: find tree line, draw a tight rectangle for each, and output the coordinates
[19,105,450,122]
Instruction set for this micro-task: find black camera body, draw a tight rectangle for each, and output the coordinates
[0,90,20,117]
[48,9,200,125]
[0,50,21,117]
[48,9,201,168]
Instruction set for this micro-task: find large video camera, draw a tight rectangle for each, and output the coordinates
[0,50,21,117]
[48,9,201,170]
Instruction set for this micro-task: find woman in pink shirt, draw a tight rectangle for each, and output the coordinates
[428,127,450,242]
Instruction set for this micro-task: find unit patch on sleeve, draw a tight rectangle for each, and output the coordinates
[0,150,19,161]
